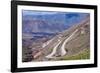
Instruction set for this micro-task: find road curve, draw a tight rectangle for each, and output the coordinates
[45,40,62,58]
[45,29,78,58]
[60,29,78,56]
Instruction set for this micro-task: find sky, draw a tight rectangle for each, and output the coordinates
[22,10,89,16]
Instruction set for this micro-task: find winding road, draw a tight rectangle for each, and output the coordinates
[60,29,78,56]
[45,40,62,58]
[45,29,78,58]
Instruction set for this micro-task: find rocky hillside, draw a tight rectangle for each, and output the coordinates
[40,17,90,61]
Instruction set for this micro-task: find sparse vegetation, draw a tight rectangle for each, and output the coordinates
[60,49,90,60]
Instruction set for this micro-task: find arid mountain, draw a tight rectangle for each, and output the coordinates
[22,17,90,62]
[22,12,89,33]
[22,11,90,62]
[38,18,90,61]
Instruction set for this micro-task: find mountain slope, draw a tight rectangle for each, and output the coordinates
[22,17,90,62]
[41,17,90,61]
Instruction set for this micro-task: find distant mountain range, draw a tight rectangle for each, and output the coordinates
[22,11,89,34]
